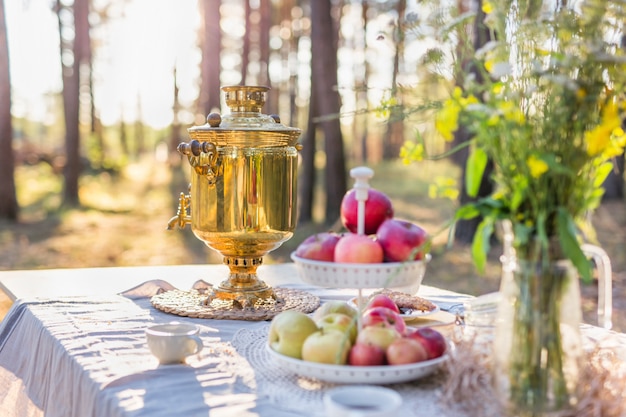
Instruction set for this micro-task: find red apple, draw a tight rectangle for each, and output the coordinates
[340,188,394,235]
[406,327,447,359]
[367,294,400,314]
[294,232,341,262]
[386,337,429,365]
[361,306,407,335]
[376,219,428,262]
[348,342,387,366]
[355,326,401,351]
[334,234,384,263]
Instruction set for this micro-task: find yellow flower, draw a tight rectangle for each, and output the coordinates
[614,128,626,147]
[482,1,493,14]
[435,87,489,142]
[461,94,479,107]
[435,97,461,142]
[491,83,503,95]
[500,101,525,124]
[601,100,621,130]
[586,101,622,157]
[602,128,626,159]
[400,141,425,163]
[487,114,500,126]
[586,126,611,157]
[526,155,549,178]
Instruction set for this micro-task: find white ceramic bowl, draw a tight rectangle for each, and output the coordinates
[290,252,430,293]
[266,343,446,384]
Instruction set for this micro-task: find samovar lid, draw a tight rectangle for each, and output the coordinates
[187,86,301,147]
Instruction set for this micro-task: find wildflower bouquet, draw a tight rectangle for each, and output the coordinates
[406,0,626,278]
[402,0,626,414]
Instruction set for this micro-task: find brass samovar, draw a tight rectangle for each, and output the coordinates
[167,85,301,310]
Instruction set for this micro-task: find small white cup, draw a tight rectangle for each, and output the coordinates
[146,322,203,364]
[324,385,402,417]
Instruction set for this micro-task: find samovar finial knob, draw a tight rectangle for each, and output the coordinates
[207,112,221,127]
[222,85,269,113]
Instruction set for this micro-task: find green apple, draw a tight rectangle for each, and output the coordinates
[316,313,357,343]
[301,329,352,365]
[313,300,358,321]
[355,326,401,351]
[268,310,319,359]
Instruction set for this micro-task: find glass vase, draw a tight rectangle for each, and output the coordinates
[494,244,583,416]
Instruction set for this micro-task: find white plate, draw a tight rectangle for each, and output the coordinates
[290,252,430,291]
[348,297,441,320]
[266,344,447,385]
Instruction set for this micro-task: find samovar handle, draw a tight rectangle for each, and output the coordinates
[177,139,219,183]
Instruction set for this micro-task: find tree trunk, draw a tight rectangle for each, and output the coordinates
[135,96,145,158]
[452,0,494,243]
[382,0,406,160]
[241,0,251,86]
[58,0,90,207]
[285,0,299,128]
[199,0,222,117]
[0,0,18,220]
[311,0,347,225]
[298,88,317,224]
[170,67,181,155]
[602,154,624,200]
[259,0,278,114]
[357,0,370,163]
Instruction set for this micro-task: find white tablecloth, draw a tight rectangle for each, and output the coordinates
[0,279,623,417]
[0,279,475,417]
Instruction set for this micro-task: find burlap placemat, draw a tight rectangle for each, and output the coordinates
[151,287,320,321]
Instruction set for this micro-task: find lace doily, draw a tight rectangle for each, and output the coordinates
[231,324,451,416]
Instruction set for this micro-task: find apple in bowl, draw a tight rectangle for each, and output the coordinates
[268,310,319,359]
[376,218,428,262]
[386,337,429,365]
[340,188,393,235]
[334,233,384,263]
[361,306,407,335]
[405,327,448,359]
[294,232,341,262]
[301,329,352,365]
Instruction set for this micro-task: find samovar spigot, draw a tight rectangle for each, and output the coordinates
[166,192,191,230]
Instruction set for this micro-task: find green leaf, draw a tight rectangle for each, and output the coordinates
[594,162,613,187]
[557,208,592,283]
[455,204,481,220]
[509,175,528,211]
[471,217,495,273]
[466,147,488,197]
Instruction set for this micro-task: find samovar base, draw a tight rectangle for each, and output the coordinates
[204,256,280,309]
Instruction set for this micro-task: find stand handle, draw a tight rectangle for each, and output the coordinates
[349,166,374,236]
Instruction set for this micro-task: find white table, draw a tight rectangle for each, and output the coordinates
[0,264,623,417]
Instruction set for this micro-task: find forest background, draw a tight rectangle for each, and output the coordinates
[0,0,624,331]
